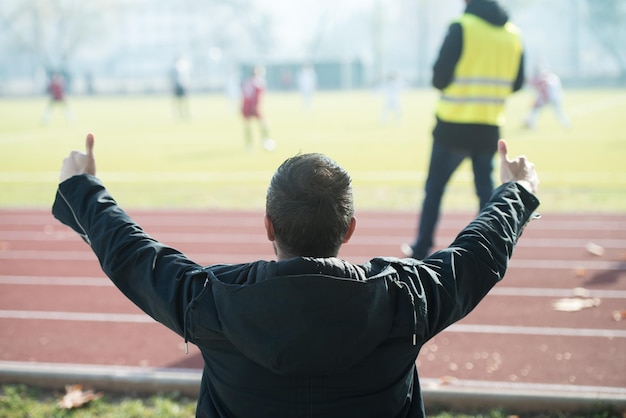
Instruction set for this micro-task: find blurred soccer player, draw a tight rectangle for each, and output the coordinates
[379,72,404,125]
[297,63,317,111]
[241,66,275,151]
[525,66,571,129]
[171,55,191,120]
[41,73,74,124]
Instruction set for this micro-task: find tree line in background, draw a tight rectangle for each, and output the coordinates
[0,0,624,96]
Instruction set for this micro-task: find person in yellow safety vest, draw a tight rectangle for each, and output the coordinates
[403,0,525,260]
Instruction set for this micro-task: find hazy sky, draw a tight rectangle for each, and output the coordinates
[252,0,376,55]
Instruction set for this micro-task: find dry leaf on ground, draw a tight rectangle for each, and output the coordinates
[57,384,103,409]
[439,376,458,385]
[585,242,604,256]
[552,297,600,312]
[613,310,626,321]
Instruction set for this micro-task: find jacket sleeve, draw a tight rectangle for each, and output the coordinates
[418,182,539,338]
[512,51,525,92]
[432,22,462,90]
[52,174,208,338]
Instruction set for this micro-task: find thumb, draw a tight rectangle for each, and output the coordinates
[498,139,509,163]
[85,133,95,158]
[84,133,96,176]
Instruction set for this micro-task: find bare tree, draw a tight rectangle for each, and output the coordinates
[304,9,331,60]
[0,0,128,76]
[223,0,275,61]
[584,0,626,79]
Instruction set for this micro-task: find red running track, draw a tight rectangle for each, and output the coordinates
[0,208,625,397]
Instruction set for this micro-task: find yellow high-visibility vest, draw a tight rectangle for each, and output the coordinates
[436,14,523,126]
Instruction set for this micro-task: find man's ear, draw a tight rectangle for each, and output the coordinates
[342,217,357,244]
[264,215,275,241]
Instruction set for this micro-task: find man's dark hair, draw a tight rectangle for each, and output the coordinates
[266,153,354,258]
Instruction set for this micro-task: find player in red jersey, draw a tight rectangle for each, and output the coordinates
[42,73,73,124]
[241,66,275,151]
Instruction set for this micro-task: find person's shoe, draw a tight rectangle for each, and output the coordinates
[401,243,430,259]
[400,243,414,257]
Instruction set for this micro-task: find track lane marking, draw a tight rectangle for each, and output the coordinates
[1,250,625,271]
[1,310,624,338]
[2,276,626,299]
[0,310,154,323]
[2,213,626,231]
[447,323,626,338]
[2,230,626,249]
[0,276,111,286]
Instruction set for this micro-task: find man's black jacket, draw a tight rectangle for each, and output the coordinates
[53,175,539,417]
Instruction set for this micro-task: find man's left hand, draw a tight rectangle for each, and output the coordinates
[60,133,96,182]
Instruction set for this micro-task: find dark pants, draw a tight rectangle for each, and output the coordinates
[412,140,494,258]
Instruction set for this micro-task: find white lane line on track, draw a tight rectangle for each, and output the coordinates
[1,250,624,271]
[1,309,624,338]
[446,324,626,338]
[0,276,111,286]
[0,230,267,244]
[2,276,626,299]
[0,250,99,261]
[489,287,626,299]
[3,230,626,249]
[508,258,625,270]
[0,250,274,264]
[0,310,154,323]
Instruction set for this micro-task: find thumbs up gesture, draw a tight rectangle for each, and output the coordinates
[498,139,539,194]
[60,133,97,182]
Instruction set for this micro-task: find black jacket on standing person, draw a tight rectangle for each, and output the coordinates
[52,175,539,417]
[433,0,526,153]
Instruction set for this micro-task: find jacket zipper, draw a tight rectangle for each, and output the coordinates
[183,274,209,354]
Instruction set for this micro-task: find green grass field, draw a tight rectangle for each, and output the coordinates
[1,88,625,212]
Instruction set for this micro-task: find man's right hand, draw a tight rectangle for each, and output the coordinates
[60,133,96,183]
[498,139,539,194]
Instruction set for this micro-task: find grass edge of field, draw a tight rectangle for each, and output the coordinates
[1,384,623,418]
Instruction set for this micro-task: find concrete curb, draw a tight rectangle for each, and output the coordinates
[0,362,201,396]
[1,361,625,413]
[419,379,626,413]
